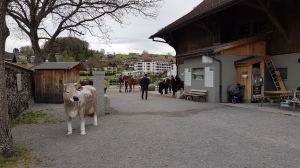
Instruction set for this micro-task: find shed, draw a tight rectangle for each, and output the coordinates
[31,62,86,103]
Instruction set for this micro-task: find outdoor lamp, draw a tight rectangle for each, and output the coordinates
[242,71,248,78]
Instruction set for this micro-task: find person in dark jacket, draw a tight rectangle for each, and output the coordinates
[171,75,177,96]
[140,74,150,100]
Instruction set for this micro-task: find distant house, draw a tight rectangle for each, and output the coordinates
[55,53,63,61]
[4,51,16,63]
[31,62,86,103]
[81,60,118,74]
[106,54,115,58]
[15,52,27,60]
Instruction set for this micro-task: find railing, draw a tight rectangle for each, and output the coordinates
[107,78,164,92]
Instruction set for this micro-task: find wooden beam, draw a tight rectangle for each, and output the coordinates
[193,22,214,36]
[256,0,288,41]
[243,0,288,41]
[243,1,264,11]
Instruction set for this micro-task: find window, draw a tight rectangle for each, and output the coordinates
[239,24,250,37]
[277,68,287,80]
[253,20,266,34]
[193,68,204,80]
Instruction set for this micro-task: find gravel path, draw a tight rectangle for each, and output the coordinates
[12,89,300,168]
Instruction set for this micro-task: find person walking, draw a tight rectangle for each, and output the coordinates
[140,74,150,100]
[104,77,108,93]
[118,75,123,92]
[171,75,177,96]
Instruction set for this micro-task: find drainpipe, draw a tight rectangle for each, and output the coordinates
[207,54,222,103]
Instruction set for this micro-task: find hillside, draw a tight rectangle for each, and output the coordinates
[103,54,174,61]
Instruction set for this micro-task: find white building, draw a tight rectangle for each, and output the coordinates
[134,60,171,74]
[167,63,177,77]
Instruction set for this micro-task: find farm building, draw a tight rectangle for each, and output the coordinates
[31,62,86,103]
[150,0,300,103]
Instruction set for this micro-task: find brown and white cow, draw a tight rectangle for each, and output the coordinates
[63,82,97,135]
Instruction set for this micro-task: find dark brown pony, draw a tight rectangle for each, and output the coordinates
[79,79,93,86]
[164,77,184,93]
[122,75,141,92]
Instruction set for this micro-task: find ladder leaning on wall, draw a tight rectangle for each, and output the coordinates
[265,58,286,91]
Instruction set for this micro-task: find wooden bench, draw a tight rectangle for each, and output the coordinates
[185,89,208,102]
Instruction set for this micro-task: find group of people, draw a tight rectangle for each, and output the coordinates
[111,74,181,100]
[170,75,182,96]
[118,75,132,93]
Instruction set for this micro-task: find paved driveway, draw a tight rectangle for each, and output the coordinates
[12,89,300,168]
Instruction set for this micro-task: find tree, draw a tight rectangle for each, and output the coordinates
[7,0,163,63]
[20,45,34,56]
[13,48,19,53]
[0,0,16,158]
[142,50,149,55]
[43,37,92,61]
[48,51,57,62]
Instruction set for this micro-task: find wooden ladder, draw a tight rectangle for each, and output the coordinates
[265,58,286,91]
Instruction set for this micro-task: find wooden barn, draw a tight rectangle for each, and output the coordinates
[150,0,300,103]
[31,62,86,103]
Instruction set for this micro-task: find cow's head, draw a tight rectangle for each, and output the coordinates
[63,81,83,102]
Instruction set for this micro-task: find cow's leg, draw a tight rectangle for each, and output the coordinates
[66,115,72,135]
[93,105,98,126]
[79,112,86,135]
[93,97,98,126]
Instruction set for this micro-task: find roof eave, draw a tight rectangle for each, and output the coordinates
[149,0,244,39]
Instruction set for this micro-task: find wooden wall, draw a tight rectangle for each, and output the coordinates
[236,60,265,101]
[236,66,251,100]
[221,41,266,56]
[267,1,300,54]
[34,68,80,103]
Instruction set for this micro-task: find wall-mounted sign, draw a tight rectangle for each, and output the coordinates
[184,68,191,86]
[205,66,214,87]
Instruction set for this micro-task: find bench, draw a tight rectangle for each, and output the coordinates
[185,89,208,102]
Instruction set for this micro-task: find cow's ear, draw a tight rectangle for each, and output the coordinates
[76,86,84,91]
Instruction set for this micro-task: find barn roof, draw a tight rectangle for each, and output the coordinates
[4,51,16,62]
[150,0,243,39]
[31,62,86,71]
[234,56,270,66]
[5,62,34,73]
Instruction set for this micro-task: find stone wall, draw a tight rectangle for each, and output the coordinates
[5,63,34,121]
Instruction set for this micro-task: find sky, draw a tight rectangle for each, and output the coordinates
[5,0,202,56]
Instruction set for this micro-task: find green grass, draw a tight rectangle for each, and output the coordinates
[80,75,94,80]
[0,147,42,168]
[3,110,64,167]
[10,111,47,127]
[10,110,65,127]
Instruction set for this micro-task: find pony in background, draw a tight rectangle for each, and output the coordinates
[79,79,93,86]
[122,75,142,92]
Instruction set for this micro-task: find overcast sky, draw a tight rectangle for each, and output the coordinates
[5,0,202,56]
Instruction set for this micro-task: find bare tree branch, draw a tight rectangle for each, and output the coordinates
[7,0,163,63]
